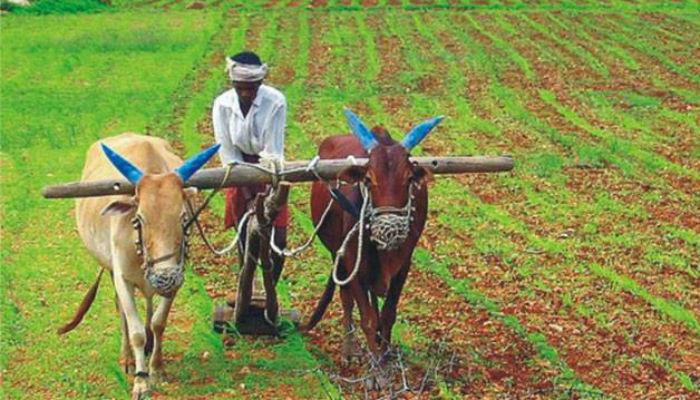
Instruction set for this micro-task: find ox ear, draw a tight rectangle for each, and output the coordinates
[343,108,378,151]
[175,143,221,183]
[101,143,144,185]
[101,198,137,216]
[411,165,433,189]
[338,165,368,184]
[401,116,444,151]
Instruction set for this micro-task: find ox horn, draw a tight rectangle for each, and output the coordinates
[174,143,221,183]
[401,115,444,151]
[343,108,378,151]
[101,143,144,185]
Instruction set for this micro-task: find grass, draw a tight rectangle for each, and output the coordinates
[3,0,109,14]
[3,2,700,398]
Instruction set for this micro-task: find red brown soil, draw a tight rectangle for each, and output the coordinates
[425,15,497,128]
[298,263,559,397]
[186,1,206,10]
[468,13,700,200]
[591,14,698,90]
[366,13,416,133]
[161,0,184,10]
[611,13,697,63]
[406,13,700,397]
[305,18,330,91]
[422,194,699,398]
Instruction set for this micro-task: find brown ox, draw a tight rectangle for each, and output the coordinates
[62,133,218,399]
[303,109,443,363]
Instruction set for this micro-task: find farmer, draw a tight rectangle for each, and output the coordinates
[212,51,288,284]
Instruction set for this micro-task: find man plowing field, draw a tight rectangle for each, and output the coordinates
[42,108,512,397]
[212,51,288,285]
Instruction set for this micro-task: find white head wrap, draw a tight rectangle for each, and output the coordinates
[225,58,268,82]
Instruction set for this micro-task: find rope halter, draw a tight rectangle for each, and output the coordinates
[131,213,189,295]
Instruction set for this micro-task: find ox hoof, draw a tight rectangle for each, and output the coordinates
[340,351,362,367]
[132,376,151,400]
[364,373,389,392]
[341,335,362,367]
[340,355,353,368]
[149,368,164,385]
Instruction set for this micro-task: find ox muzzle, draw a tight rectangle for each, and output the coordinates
[365,182,416,251]
[132,215,189,297]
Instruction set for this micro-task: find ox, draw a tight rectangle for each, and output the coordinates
[60,133,219,399]
[303,109,442,364]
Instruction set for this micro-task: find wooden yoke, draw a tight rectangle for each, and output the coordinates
[41,156,514,199]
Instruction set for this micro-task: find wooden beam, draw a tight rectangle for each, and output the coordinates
[41,155,514,199]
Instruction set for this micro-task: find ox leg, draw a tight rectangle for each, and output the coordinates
[149,295,174,383]
[144,297,154,357]
[118,300,135,374]
[113,273,134,374]
[379,263,410,354]
[348,279,380,357]
[340,287,359,366]
[113,272,150,399]
[349,279,390,390]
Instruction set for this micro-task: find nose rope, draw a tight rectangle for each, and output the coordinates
[331,183,371,286]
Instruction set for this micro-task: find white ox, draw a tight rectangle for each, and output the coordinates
[60,133,219,399]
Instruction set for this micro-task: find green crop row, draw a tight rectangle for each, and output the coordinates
[412,11,699,393]
[386,10,611,395]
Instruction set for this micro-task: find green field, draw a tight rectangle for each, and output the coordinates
[2,0,699,398]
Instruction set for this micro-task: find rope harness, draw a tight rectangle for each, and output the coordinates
[187,157,417,287]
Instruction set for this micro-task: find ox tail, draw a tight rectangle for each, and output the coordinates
[57,268,104,335]
[300,274,335,332]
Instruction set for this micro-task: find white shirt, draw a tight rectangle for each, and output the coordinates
[212,84,286,164]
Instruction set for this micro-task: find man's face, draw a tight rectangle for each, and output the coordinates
[233,80,262,105]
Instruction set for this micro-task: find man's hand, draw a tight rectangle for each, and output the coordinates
[240,186,255,208]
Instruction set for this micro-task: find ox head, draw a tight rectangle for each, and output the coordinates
[99,143,220,297]
[339,108,442,249]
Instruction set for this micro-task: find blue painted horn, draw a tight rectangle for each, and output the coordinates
[343,108,378,151]
[174,143,221,183]
[101,143,144,184]
[401,116,444,151]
